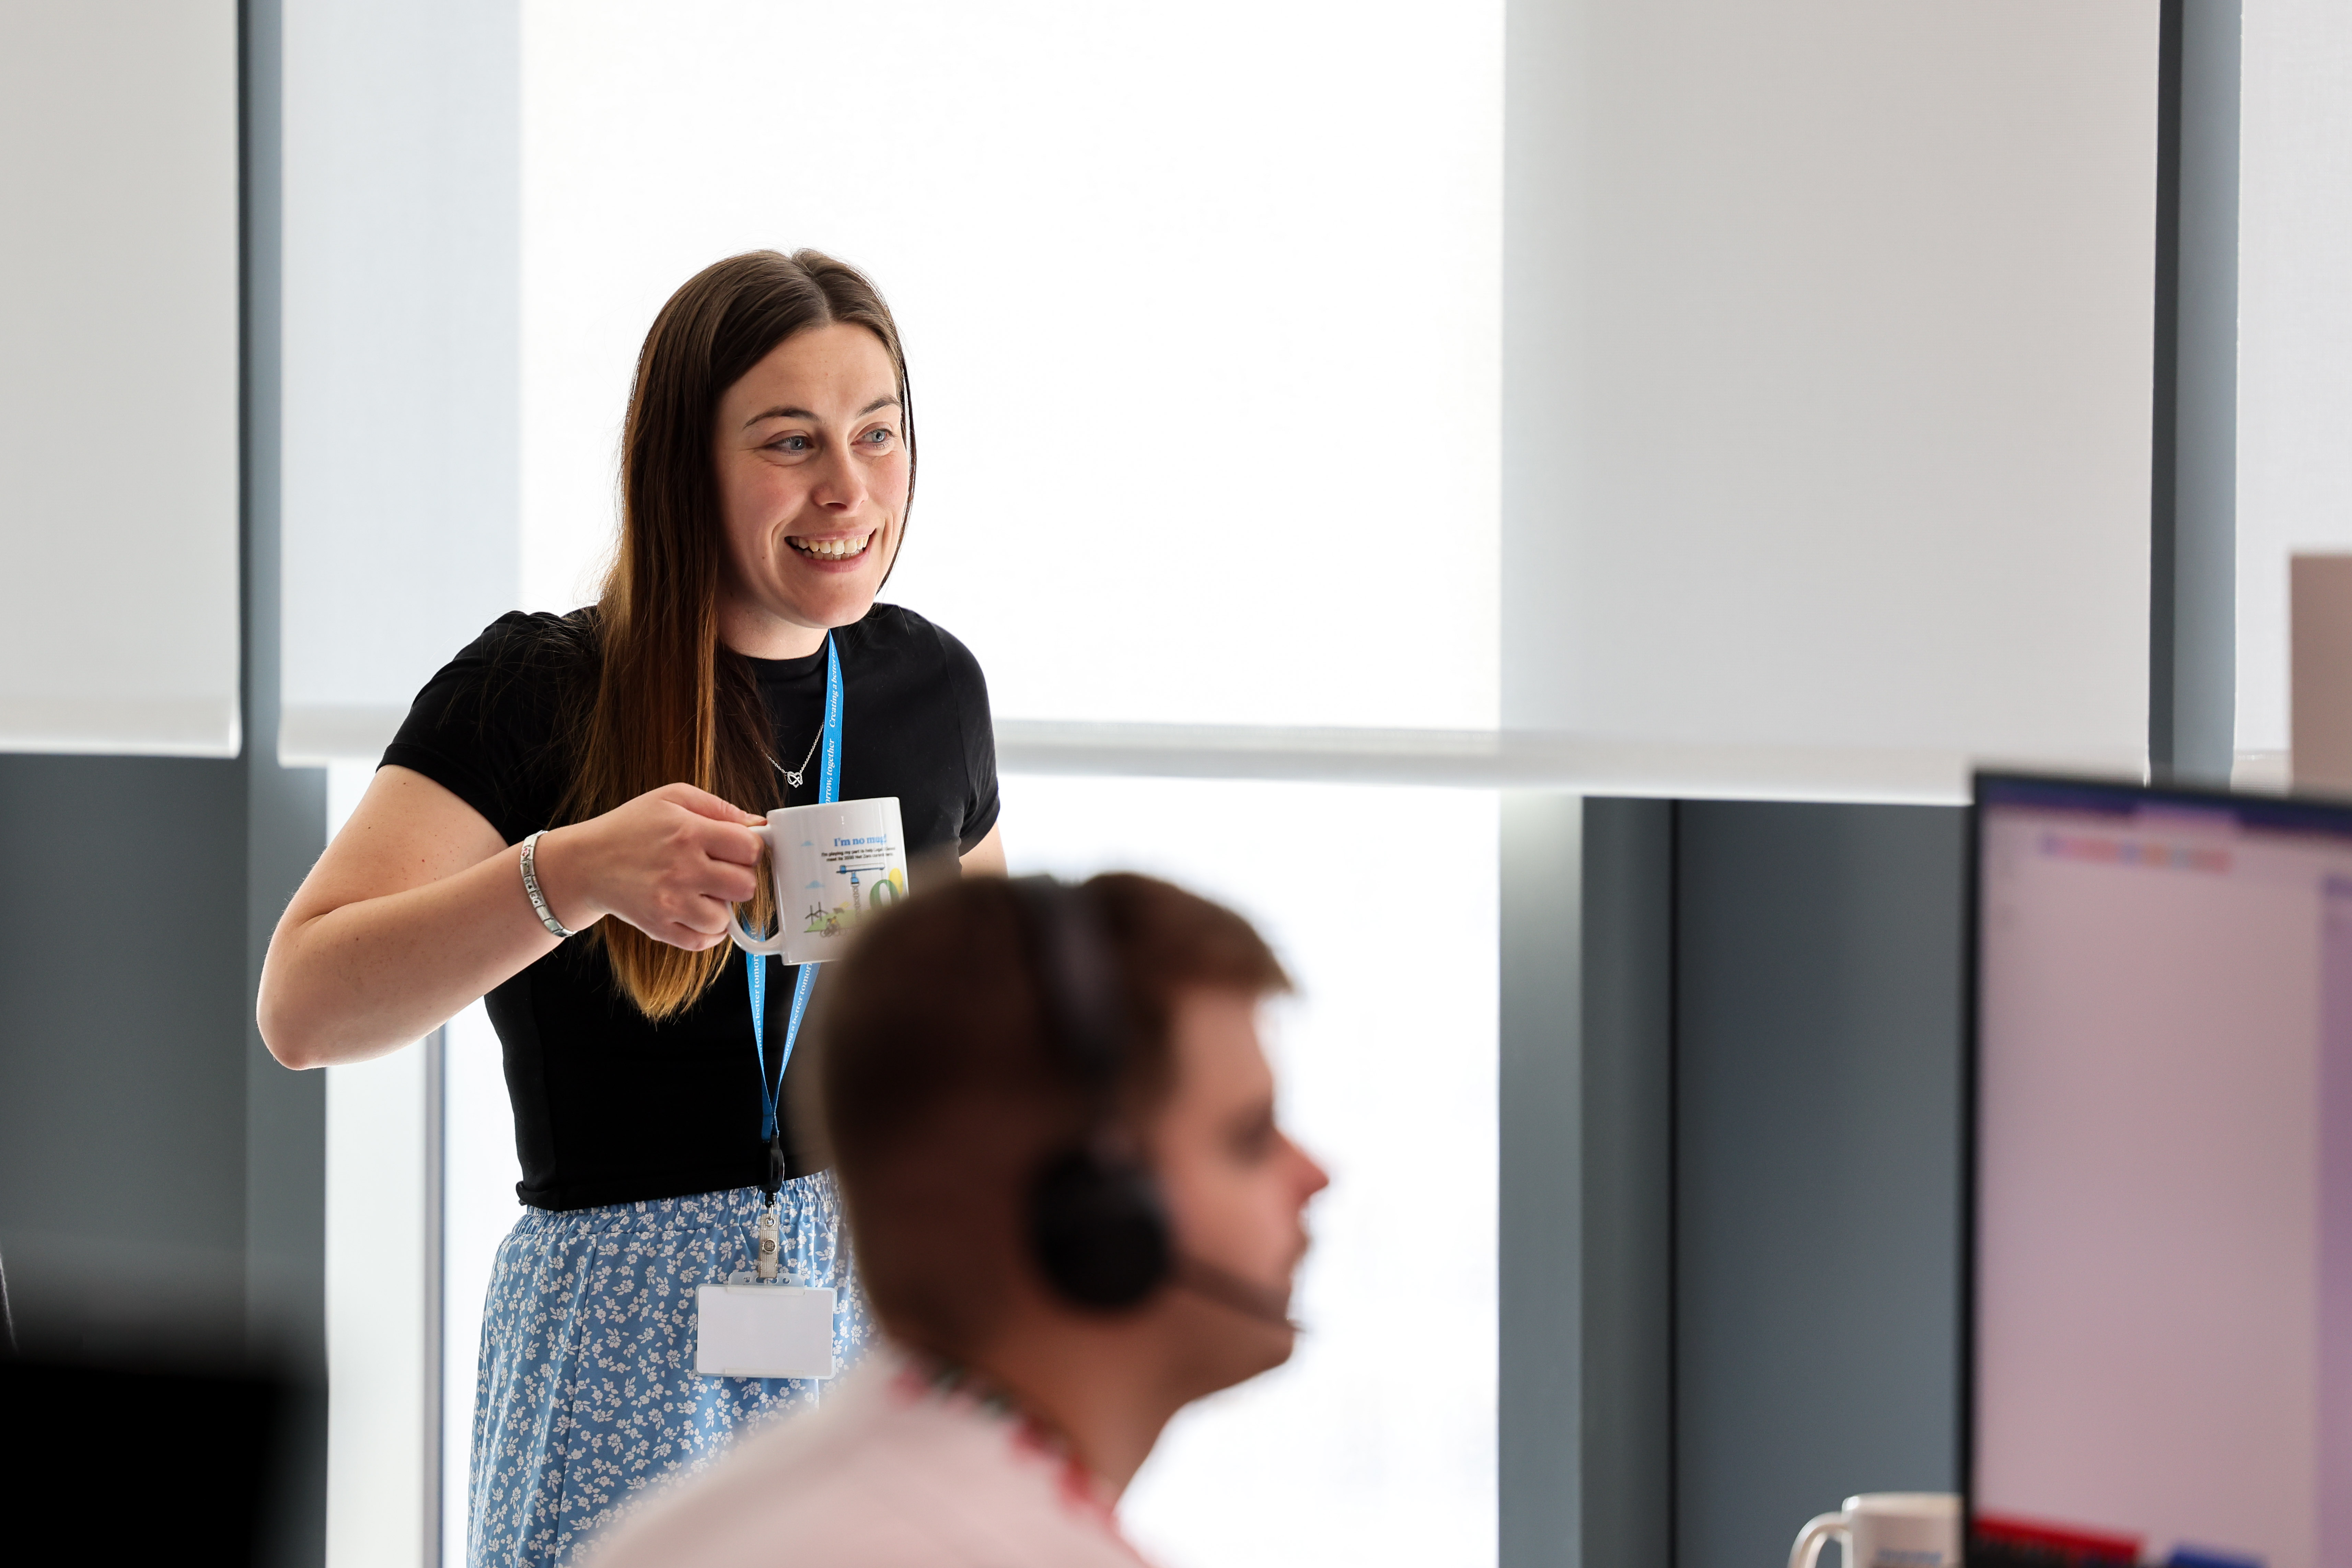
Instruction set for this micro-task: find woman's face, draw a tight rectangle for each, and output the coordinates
[711,321,910,655]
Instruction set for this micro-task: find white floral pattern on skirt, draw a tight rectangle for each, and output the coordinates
[466,1175,871,1568]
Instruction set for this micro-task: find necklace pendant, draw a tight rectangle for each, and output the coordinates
[784,769,804,789]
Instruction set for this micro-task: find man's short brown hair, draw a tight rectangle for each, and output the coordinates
[803,872,1290,1357]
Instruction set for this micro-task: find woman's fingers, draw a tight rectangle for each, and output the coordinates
[642,901,730,949]
[691,852,760,903]
[661,798,759,867]
[664,920,727,951]
[653,881,743,935]
[696,820,764,867]
[661,781,767,828]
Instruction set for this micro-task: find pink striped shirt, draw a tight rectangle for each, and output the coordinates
[587,1345,1152,1568]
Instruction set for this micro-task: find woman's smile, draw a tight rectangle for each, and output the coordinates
[786,527,877,565]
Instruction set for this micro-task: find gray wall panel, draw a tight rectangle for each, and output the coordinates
[2151,0,2240,782]
[1578,799,1675,1568]
[1674,802,1966,1568]
[1502,792,1586,1568]
[1502,795,1674,1568]
[0,755,251,1361]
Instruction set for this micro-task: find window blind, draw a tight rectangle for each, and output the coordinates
[278,0,518,767]
[1503,1,2160,793]
[2237,0,2352,772]
[0,2,242,756]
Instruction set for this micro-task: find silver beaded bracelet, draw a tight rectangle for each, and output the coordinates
[519,829,575,938]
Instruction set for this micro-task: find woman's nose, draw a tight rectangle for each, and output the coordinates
[808,446,868,510]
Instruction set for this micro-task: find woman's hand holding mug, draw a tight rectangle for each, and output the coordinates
[528,784,767,950]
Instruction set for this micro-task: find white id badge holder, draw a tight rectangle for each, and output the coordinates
[694,1281,836,1379]
[695,1208,837,1380]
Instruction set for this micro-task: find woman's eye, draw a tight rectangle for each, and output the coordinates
[771,434,810,453]
[864,428,893,446]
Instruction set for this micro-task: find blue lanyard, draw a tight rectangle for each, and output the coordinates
[749,632,843,1159]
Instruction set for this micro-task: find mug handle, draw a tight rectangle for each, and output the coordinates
[1791,1511,1851,1568]
[726,824,787,955]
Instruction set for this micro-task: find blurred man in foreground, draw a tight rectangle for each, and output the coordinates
[590,872,1330,1568]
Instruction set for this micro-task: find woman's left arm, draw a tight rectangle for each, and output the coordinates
[960,824,1006,876]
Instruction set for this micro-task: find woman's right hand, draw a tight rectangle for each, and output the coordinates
[261,769,771,1067]
[528,783,767,951]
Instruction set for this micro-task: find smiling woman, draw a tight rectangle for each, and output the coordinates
[255,250,1005,1568]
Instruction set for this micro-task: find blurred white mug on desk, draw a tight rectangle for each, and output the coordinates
[1790,1494,1961,1568]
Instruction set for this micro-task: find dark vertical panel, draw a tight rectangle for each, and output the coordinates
[0,755,252,1360]
[1501,795,1675,1568]
[240,1,330,1560]
[2149,0,2181,770]
[1674,802,1966,1568]
[2152,0,2240,781]
[1578,800,1675,1568]
[1502,793,1586,1568]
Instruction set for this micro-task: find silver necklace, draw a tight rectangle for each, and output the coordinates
[766,723,822,790]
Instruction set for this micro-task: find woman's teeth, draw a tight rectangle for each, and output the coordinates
[789,533,870,561]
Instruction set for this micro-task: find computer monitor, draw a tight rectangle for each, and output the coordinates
[1970,774,2352,1568]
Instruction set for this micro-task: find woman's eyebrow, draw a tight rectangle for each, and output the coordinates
[741,405,815,429]
[740,393,900,430]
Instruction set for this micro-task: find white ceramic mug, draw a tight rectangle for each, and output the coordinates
[1790,1494,1961,1568]
[727,797,909,967]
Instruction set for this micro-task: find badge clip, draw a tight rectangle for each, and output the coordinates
[755,1206,780,1282]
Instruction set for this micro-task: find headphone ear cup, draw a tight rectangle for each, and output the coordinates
[1028,1146,1171,1310]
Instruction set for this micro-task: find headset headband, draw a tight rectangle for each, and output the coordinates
[1008,875,1172,1310]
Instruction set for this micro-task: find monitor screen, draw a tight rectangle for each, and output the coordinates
[1972,776,2352,1568]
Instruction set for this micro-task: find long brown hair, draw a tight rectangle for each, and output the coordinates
[563,249,916,1019]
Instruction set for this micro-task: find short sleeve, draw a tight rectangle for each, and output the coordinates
[380,611,585,846]
[933,624,1000,852]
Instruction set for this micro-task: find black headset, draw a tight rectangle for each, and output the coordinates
[1007,875,1175,1311]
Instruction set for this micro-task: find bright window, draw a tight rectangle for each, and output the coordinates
[1000,776,1497,1568]
[520,0,1504,731]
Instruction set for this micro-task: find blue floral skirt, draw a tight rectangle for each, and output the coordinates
[465,1175,871,1568]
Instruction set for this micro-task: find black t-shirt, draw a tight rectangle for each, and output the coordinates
[382,602,999,1210]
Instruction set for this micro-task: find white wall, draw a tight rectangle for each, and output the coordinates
[0,1,242,756]
[2237,0,2352,762]
[279,0,520,765]
[1504,1,2159,787]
